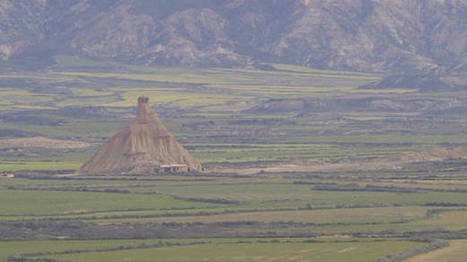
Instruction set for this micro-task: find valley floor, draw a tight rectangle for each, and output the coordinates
[0,63,466,261]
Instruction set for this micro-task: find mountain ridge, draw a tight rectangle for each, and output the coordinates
[1,0,465,89]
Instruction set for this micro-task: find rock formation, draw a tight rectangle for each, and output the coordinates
[78,96,201,175]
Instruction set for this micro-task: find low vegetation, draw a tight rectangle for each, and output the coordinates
[0,62,466,261]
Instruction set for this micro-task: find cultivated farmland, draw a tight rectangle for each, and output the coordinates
[0,58,466,261]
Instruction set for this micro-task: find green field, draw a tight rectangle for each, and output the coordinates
[0,61,466,261]
[0,161,81,172]
[51,241,423,262]
[0,239,163,261]
[0,189,215,216]
[416,210,467,231]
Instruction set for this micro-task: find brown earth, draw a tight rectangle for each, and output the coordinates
[213,147,467,175]
[212,162,400,175]
[398,147,467,163]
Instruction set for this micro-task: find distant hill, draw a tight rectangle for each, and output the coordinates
[1,0,465,89]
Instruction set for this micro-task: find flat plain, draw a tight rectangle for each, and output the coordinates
[0,57,466,261]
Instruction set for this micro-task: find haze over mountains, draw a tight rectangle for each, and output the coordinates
[1,0,465,89]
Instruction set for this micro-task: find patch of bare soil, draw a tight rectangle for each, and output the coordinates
[212,161,401,175]
[398,146,467,162]
[0,137,91,149]
[212,147,467,175]
[337,247,357,253]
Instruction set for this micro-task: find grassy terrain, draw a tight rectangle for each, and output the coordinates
[0,161,81,172]
[408,240,467,262]
[0,60,466,261]
[0,189,215,216]
[51,240,422,262]
[417,210,467,231]
[96,206,430,224]
[0,239,164,261]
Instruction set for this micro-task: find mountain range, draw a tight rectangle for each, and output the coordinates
[1,0,465,89]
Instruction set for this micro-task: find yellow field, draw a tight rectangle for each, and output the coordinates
[408,240,467,262]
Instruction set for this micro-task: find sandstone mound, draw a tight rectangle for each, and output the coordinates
[78,97,201,175]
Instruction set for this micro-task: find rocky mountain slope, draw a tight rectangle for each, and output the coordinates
[1,0,465,88]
